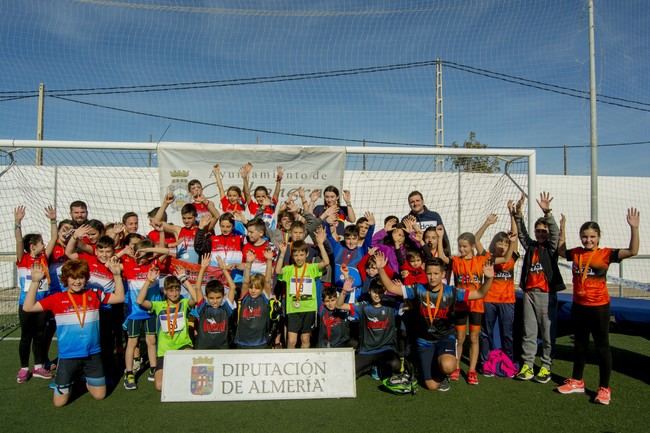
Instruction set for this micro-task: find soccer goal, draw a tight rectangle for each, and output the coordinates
[0,139,535,331]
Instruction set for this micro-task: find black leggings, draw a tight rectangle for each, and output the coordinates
[571,303,611,388]
[18,306,48,367]
[355,351,400,379]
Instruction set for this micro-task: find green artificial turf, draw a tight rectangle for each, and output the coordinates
[1,331,648,433]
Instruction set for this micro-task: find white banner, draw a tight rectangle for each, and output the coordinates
[161,348,356,402]
[158,143,346,223]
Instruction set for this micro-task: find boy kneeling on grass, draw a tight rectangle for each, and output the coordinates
[23,258,124,407]
[375,252,494,392]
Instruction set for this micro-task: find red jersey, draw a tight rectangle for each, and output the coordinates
[566,247,620,307]
[452,254,490,313]
[242,240,273,275]
[220,195,245,213]
[210,233,245,267]
[147,230,176,246]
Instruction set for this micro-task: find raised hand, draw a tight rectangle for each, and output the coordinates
[215,255,227,270]
[276,166,284,181]
[263,247,275,261]
[309,189,321,202]
[507,200,516,216]
[536,192,553,213]
[198,214,211,230]
[163,191,174,205]
[367,247,378,256]
[373,250,387,269]
[627,208,640,228]
[31,262,45,282]
[483,260,495,279]
[172,265,186,280]
[212,164,222,177]
[363,211,375,226]
[314,227,326,245]
[435,224,445,237]
[342,277,354,293]
[147,266,160,283]
[200,253,211,270]
[278,241,288,254]
[245,250,256,263]
[485,213,497,225]
[560,213,566,230]
[44,205,56,221]
[107,256,122,275]
[342,190,352,205]
[297,187,306,200]
[515,193,526,216]
[73,225,91,240]
[14,205,26,223]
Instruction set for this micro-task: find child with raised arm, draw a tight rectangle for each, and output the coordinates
[152,192,201,263]
[187,178,219,224]
[195,212,246,283]
[213,163,247,213]
[193,254,237,349]
[313,186,356,236]
[241,218,274,276]
[48,219,74,294]
[336,277,400,380]
[318,287,353,348]
[136,265,197,391]
[15,205,58,383]
[376,252,494,391]
[512,192,565,384]
[436,223,490,385]
[22,257,124,407]
[234,250,275,348]
[122,238,163,390]
[326,211,375,289]
[474,210,519,369]
[275,227,330,349]
[556,209,639,405]
[241,163,283,229]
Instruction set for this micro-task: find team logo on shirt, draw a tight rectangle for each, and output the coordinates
[167,169,191,211]
[191,356,214,396]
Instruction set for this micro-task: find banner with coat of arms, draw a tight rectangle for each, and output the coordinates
[158,143,346,224]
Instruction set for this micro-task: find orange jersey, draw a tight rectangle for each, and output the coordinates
[485,254,518,303]
[452,254,490,313]
[524,248,549,292]
[566,247,620,307]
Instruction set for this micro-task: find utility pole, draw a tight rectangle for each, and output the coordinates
[588,0,598,220]
[35,83,45,165]
[434,58,444,171]
[563,144,568,175]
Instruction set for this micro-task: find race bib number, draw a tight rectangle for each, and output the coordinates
[159,311,186,333]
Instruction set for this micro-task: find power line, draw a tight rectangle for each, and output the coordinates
[50,94,650,150]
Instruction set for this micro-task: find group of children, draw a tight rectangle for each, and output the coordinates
[13,162,640,407]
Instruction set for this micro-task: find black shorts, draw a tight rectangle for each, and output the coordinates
[416,336,457,381]
[454,310,482,328]
[55,354,105,393]
[286,312,316,334]
[125,316,157,338]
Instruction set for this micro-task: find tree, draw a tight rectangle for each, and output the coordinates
[450,132,500,173]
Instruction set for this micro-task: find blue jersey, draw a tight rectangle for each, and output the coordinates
[39,289,109,359]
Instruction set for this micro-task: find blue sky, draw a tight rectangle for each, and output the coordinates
[0,0,648,175]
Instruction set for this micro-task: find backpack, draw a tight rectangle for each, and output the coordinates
[483,349,518,378]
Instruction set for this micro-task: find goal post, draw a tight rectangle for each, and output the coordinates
[0,139,535,331]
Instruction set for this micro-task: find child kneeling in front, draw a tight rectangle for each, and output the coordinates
[22,258,125,407]
[136,265,198,391]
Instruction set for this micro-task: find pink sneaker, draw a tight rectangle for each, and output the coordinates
[16,368,31,384]
[594,387,611,405]
[557,378,585,394]
[449,368,461,381]
[32,367,53,380]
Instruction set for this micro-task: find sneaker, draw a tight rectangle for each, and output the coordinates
[370,366,380,381]
[16,368,31,384]
[449,368,461,381]
[467,370,479,385]
[594,387,611,405]
[534,366,552,384]
[481,369,495,378]
[437,377,451,392]
[123,372,137,390]
[147,368,155,382]
[556,378,585,394]
[32,367,53,380]
[516,364,535,381]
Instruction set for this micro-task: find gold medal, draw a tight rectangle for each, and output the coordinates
[293,299,301,308]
